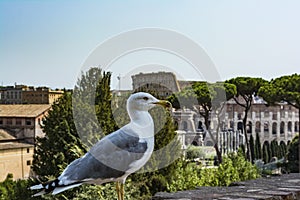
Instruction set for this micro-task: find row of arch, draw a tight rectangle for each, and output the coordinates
[178,120,299,135]
[245,121,299,135]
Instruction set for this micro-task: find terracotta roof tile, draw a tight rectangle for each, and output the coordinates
[0,104,51,117]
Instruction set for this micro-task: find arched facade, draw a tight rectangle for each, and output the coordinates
[172,101,298,150]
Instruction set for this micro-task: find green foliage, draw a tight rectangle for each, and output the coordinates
[226,77,267,99]
[249,134,255,162]
[262,142,270,163]
[95,71,117,136]
[185,145,205,160]
[250,133,263,162]
[23,72,273,200]
[112,93,131,128]
[168,81,236,164]
[32,92,86,178]
[285,135,299,173]
[31,68,119,199]
[254,132,262,160]
[71,180,142,200]
[0,175,32,200]
[226,77,267,161]
[73,68,116,147]
[30,68,183,200]
[198,152,259,187]
[130,104,182,198]
[167,153,260,191]
[167,159,202,192]
[270,140,278,158]
[258,74,300,109]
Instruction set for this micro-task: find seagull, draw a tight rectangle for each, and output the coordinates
[30,92,171,200]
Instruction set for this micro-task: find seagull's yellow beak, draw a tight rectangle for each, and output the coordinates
[154,100,172,109]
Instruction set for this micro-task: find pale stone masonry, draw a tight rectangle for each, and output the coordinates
[0,141,34,181]
[0,85,63,104]
[132,72,181,98]
[131,71,299,149]
[0,104,51,142]
[153,173,300,200]
[0,104,51,181]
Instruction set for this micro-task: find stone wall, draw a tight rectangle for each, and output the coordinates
[153,173,300,200]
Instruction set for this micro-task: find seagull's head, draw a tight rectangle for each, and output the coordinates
[127,92,171,112]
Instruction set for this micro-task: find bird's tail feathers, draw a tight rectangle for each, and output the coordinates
[30,179,82,197]
[30,184,44,190]
[52,183,82,195]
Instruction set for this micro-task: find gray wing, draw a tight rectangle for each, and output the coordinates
[58,128,148,184]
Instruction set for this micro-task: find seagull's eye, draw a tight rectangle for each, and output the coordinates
[143,97,149,101]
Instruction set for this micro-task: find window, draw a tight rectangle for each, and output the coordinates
[280,122,285,134]
[295,122,299,132]
[272,113,277,120]
[264,122,269,133]
[26,160,31,166]
[16,118,22,125]
[6,118,12,125]
[27,148,30,153]
[0,118,3,125]
[272,122,277,135]
[264,111,269,118]
[247,121,252,133]
[288,122,292,132]
[25,119,32,126]
[255,121,261,133]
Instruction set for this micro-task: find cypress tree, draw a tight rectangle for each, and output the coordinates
[249,134,255,161]
[280,142,287,158]
[262,142,269,163]
[32,68,118,199]
[255,132,262,159]
[129,88,182,196]
[32,92,85,178]
[286,135,299,173]
[95,71,117,136]
[73,68,116,148]
[270,140,278,158]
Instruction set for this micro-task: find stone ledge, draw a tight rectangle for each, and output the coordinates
[153,173,300,200]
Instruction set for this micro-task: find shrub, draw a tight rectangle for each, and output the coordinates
[285,135,299,173]
[185,145,205,160]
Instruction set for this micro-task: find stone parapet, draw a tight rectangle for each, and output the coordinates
[153,173,300,200]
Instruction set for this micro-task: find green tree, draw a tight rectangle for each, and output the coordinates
[249,134,255,162]
[185,145,205,160]
[0,174,33,200]
[95,71,117,136]
[262,142,269,163]
[168,82,236,164]
[270,140,279,158]
[226,77,267,162]
[254,132,262,160]
[286,135,299,172]
[32,92,85,178]
[258,74,300,112]
[125,88,182,198]
[32,68,119,199]
[279,142,287,158]
[258,74,300,171]
[73,68,116,147]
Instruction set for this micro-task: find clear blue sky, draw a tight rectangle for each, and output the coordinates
[1,0,299,89]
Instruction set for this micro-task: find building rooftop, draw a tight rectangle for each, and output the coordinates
[0,104,51,117]
[0,142,34,150]
[0,129,16,140]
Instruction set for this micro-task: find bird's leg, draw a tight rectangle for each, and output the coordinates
[120,183,124,200]
[116,182,121,200]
